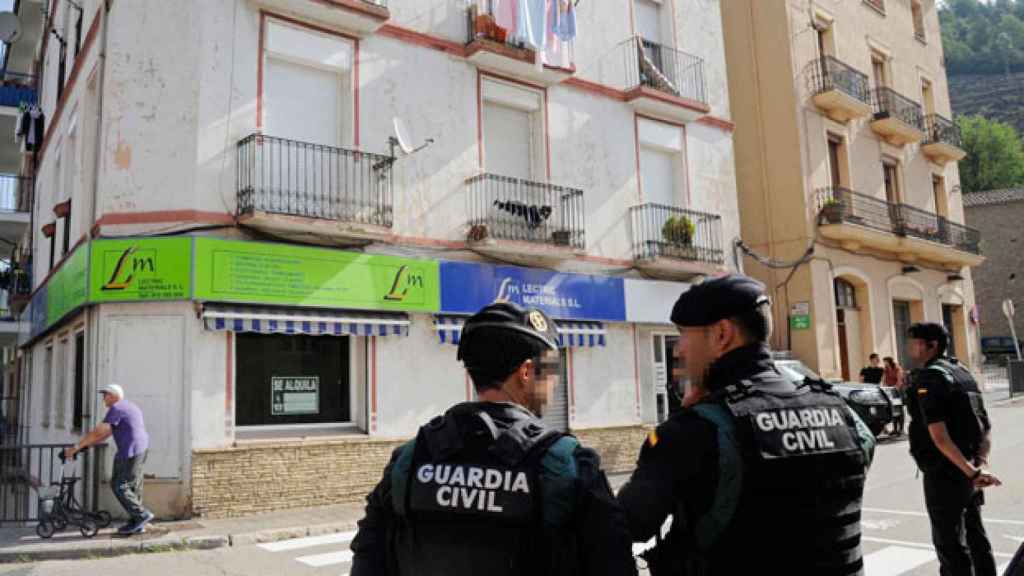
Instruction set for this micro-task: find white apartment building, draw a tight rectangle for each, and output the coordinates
[11,0,739,518]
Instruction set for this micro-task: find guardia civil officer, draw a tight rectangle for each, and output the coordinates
[617,274,876,576]
[350,301,636,576]
[905,322,1000,576]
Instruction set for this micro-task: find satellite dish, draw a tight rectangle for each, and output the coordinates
[392,117,415,155]
[389,117,434,158]
[0,13,21,45]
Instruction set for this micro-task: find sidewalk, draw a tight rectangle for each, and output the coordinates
[0,501,366,563]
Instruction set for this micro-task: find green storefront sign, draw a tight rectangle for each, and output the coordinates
[89,237,192,302]
[193,238,440,312]
[46,247,89,326]
[789,315,811,330]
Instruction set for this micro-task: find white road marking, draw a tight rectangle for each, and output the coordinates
[862,518,902,531]
[257,531,356,552]
[863,507,1024,527]
[863,546,935,576]
[862,536,1015,558]
[296,550,354,568]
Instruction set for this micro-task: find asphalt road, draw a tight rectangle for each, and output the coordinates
[2,392,1020,576]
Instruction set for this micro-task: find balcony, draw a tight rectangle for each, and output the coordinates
[249,0,389,36]
[630,203,725,279]
[816,187,983,268]
[0,175,31,246]
[806,56,872,123]
[465,5,574,86]
[236,134,394,245]
[0,72,35,109]
[921,114,966,166]
[465,173,585,264]
[3,265,32,317]
[870,88,926,146]
[623,37,710,123]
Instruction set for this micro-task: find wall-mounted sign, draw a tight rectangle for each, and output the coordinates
[271,376,319,416]
[193,238,440,313]
[440,261,626,321]
[89,238,192,302]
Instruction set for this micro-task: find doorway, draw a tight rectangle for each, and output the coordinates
[893,300,913,367]
[652,334,682,423]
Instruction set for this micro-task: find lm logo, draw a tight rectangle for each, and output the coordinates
[384,265,425,302]
[101,246,156,291]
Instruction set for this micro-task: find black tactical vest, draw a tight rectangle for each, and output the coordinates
[701,372,868,576]
[389,403,574,576]
[909,357,988,471]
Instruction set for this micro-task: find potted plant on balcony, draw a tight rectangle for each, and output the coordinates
[661,215,698,259]
[820,198,843,224]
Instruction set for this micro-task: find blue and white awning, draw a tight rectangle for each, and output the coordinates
[203,305,410,337]
[433,316,606,348]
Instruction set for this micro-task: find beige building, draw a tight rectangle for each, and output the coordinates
[721,0,984,379]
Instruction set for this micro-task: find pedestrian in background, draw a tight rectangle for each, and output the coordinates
[883,356,905,389]
[351,302,635,576]
[905,322,999,576]
[860,353,884,384]
[617,274,875,575]
[64,384,153,535]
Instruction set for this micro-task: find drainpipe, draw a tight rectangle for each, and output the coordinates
[88,0,112,236]
[86,0,112,513]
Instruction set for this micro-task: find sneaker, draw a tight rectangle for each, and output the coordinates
[116,522,134,534]
[121,511,155,535]
[138,511,155,528]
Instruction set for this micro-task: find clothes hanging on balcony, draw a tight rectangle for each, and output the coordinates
[493,199,553,229]
[16,105,45,152]
[493,0,518,38]
[554,0,576,41]
[517,0,548,51]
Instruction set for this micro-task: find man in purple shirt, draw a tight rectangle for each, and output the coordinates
[65,384,153,534]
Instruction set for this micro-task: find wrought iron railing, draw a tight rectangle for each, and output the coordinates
[0,444,72,524]
[466,174,585,250]
[237,134,394,227]
[466,3,527,49]
[630,203,724,264]
[625,36,707,105]
[816,187,982,254]
[0,175,31,213]
[872,87,925,132]
[924,114,962,149]
[806,56,871,105]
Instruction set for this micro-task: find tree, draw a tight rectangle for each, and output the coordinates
[958,115,1024,193]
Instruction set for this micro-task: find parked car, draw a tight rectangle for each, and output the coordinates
[981,336,1023,364]
[774,359,892,437]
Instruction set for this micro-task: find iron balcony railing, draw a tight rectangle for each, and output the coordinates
[806,56,871,105]
[924,114,963,149]
[872,87,925,132]
[237,134,394,228]
[625,36,707,105]
[466,174,585,250]
[816,187,982,254]
[466,3,526,50]
[630,203,724,264]
[0,444,72,524]
[0,174,32,213]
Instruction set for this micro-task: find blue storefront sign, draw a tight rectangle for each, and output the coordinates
[440,261,626,321]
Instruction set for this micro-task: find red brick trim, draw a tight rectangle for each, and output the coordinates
[623,86,712,115]
[377,24,467,57]
[697,115,736,132]
[93,210,236,228]
[311,0,389,21]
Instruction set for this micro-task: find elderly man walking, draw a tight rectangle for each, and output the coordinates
[65,384,153,535]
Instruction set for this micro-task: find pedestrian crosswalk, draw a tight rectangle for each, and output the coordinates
[254,529,1013,575]
[257,529,357,574]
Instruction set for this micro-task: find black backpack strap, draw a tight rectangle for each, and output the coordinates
[490,414,561,467]
[420,414,464,461]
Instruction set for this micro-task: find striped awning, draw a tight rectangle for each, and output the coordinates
[433,316,606,348]
[202,305,410,337]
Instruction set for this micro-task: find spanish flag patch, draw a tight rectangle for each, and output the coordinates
[647,430,659,447]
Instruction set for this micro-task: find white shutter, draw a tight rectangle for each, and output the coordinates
[265,57,341,147]
[540,350,570,432]
[635,0,662,43]
[483,102,533,179]
[641,146,678,207]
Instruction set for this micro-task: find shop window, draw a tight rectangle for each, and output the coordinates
[72,332,85,432]
[55,337,67,428]
[42,345,52,427]
[235,333,352,427]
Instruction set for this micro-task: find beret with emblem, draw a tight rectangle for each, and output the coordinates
[457,301,559,370]
[670,274,770,327]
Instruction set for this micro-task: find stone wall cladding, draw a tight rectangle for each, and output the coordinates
[965,202,1024,341]
[191,426,649,518]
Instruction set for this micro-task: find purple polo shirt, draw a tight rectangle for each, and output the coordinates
[103,400,150,460]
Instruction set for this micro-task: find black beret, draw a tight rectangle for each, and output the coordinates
[457,301,560,368]
[671,274,770,327]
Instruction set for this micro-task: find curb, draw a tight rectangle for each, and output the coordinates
[0,520,359,564]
